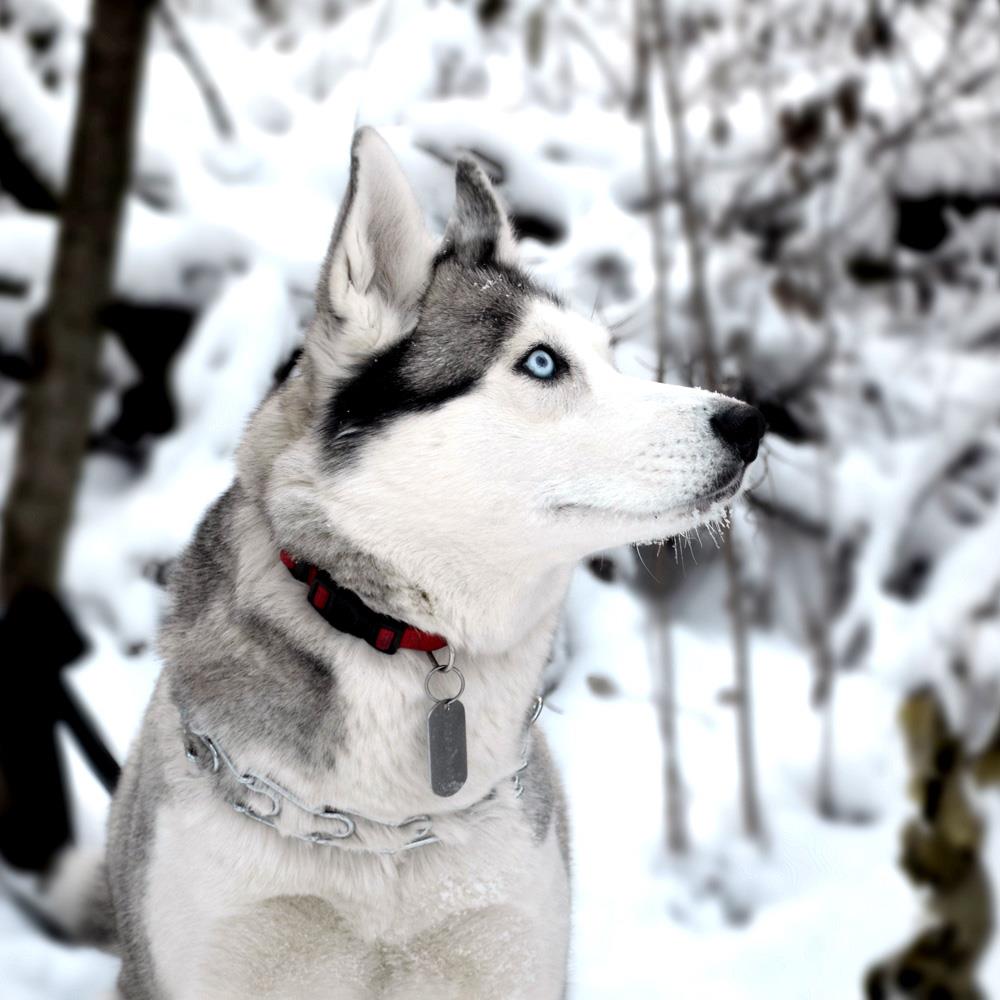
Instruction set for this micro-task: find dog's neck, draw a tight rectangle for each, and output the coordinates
[256,496,572,656]
[194,489,570,820]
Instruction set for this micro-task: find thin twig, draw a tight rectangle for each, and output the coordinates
[639,19,672,380]
[561,12,628,105]
[635,0,689,855]
[157,1,235,140]
[649,0,766,844]
[650,0,718,389]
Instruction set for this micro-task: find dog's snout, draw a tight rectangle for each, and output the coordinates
[710,404,766,464]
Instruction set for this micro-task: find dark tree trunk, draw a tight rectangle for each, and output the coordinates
[1,0,154,601]
[0,0,153,872]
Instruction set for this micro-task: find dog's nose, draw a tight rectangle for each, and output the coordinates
[710,404,766,464]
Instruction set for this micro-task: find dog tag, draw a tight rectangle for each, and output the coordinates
[427,699,467,797]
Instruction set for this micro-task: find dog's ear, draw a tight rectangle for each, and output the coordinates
[310,128,434,376]
[441,157,518,268]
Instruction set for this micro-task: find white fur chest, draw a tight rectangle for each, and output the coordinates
[144,743,567,1000]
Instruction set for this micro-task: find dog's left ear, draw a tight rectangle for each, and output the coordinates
[311,127,434,376]
[441,157,518,267]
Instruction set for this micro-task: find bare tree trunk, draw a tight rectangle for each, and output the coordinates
[653,603,688,854]
[649,0,716,390]
[807,525,839,822]
[722,536,764,840]
[0,0,151,871]
[627,0,651,120]
[635,1,688,855]
[806,605,838,819]
[1,0,154,601]
[648,0,766,843]
[638,20,671,383]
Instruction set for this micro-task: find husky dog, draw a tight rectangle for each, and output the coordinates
[91,128,764,999]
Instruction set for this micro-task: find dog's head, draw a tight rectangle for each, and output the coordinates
[242,129,763,589]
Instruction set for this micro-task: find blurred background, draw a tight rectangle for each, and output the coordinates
[1,0,1000,996]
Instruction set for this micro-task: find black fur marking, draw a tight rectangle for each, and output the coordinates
[324,336,478,459]
[323,257,559,463]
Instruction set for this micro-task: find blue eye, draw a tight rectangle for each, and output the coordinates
[522,347,559,380]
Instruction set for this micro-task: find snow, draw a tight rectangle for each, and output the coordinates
[3,0,1000,996]
[550,571,916,998]
[0,892,118,1000]
[0,33,72,191]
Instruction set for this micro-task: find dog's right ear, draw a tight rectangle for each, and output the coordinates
[309,128,434,379]
[441,157,518,268]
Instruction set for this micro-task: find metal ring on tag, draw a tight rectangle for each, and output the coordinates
[426,646,456,672]
[424,664,465,704]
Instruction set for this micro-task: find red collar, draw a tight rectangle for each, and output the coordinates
[280,550,447,655]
